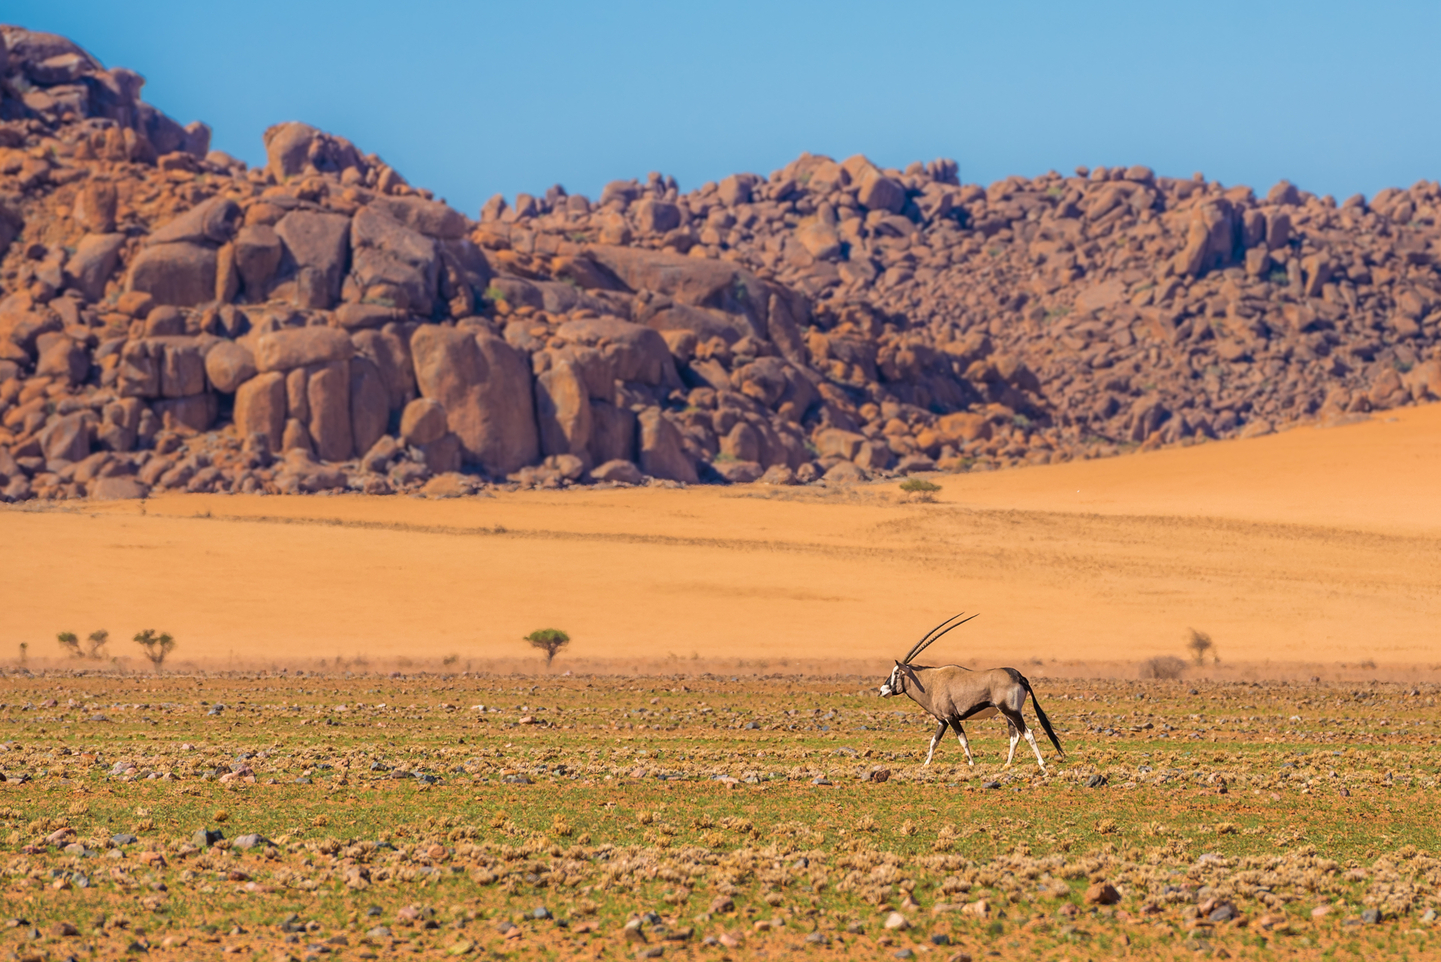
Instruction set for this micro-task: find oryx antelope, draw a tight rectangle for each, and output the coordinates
[879,612,1065,771]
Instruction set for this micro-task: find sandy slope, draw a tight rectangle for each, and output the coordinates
[3,404,1439,671]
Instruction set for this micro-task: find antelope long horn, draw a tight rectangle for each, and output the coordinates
[910,612,980,662]
[902,611,967,664]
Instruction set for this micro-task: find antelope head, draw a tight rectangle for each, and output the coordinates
[880,612,978,696]
[879,660,903,697]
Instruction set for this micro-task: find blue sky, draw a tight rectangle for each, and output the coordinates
[11,1,1440,216]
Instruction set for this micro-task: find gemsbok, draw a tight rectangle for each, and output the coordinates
[879,612,1064,770]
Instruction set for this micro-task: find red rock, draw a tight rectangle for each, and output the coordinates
[410,326,538,476]
[274,211,350,308]
[350,206,440,315]
[234,371,286,451]
[64,232,126,301]
[591,458,642,484]
[89,475,147,500]
[127,242,217,307]
[307,360,353,462]
[857,171,907,215]
[254,327,353,373]
[400,398,447,447]
[637,407,697,483]
[349,356,389,456]
[535,356,592,464]
[204,341,256,393]
[34,336,87,385]
[232,224,283,297]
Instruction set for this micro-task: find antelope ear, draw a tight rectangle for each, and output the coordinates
[894,660,900,666]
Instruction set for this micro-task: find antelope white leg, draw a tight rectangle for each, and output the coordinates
[924,720,946,766]
[953,724,974,766]
[1004,721,1020,768]
[1024,727,1047,771]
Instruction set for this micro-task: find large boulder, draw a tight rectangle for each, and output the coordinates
[637,407,697,483]
[306,360,352,462]
[116,339,162,397]
[127,242,217,307]
[39,413,90,463]
[555,316,676,387]
[535,356,592,464]
[399,398,447,447]
[148,197,241,246]
[254,326,353,372]
[156,337,206,398]
[588,400,636,466]
[350,207,439,315]
[204,341,256,393]
[351,327,415,409]
[410,326,537,476]
[34,336,87,385]
[152,394,216,432]
[367,196,467,239]
[234,371,286,450]
[349,356,388,457]
[89,476,147,500]
[274,210,350,308]
[263,122,367,181]
[64,232,126,301]
[232,224,283,298]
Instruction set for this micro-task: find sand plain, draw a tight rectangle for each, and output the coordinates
[2,403,1438,673]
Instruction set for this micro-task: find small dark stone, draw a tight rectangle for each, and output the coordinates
[533,906,551,920]
[1361,908,1383,925]
[1208,903,1238,922]
[981,780,1001,789]
[1086,774,1109,788]
[110,833,138,846]
[930,933,950,945]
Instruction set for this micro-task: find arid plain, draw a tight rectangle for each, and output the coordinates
[4,402,1438,674]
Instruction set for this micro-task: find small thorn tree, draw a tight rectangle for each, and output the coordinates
[86,630,109,660]
[134,630,176,671]
[526,628,570,667]
[57,631,81,658]
[1186,628,1214,666]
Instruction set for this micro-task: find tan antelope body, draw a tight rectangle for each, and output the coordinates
[879,613,1065,770]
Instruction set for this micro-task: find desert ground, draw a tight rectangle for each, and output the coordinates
[3,402,1440,675]
[2,409,1440,960]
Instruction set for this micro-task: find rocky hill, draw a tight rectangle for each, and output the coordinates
[1,24,1438,502]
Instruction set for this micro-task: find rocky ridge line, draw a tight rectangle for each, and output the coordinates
[1,24,1439,502]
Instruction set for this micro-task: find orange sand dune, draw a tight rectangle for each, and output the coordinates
[3,404,1439,670]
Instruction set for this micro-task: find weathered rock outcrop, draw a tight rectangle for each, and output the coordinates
[1,23,1439,502]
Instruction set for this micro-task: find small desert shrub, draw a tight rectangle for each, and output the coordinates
[133,629,176,670]
[1187,628,1214,665]
[900,478,942,502]
[526,628,570,666]
[1140,656,1188,680]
